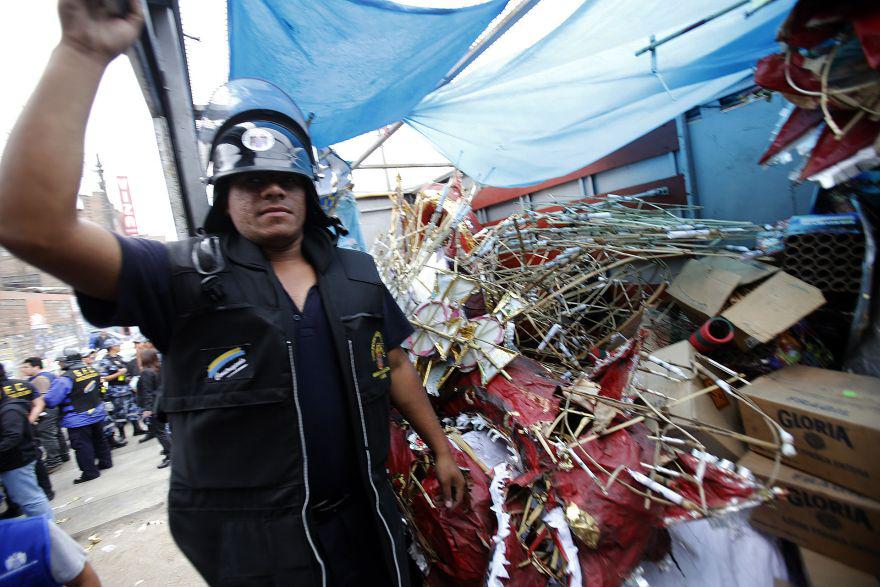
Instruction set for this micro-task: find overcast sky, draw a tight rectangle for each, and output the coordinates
[0,0,581,240]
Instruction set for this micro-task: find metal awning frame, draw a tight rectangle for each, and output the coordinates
[128,0,208,236]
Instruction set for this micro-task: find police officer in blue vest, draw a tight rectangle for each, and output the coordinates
[0,1,467,584]
[43,351,112,485]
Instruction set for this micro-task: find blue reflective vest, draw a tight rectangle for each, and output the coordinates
[0,516,57,586]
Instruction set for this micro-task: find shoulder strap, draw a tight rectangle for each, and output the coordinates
[168,235,227,302]
[191,235,225,275]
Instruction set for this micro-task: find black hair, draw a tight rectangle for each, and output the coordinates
[23,357,43,369]
[0,363,6,381]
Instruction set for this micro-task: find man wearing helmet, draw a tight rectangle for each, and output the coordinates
[43,350,112,485]
[0,1,465,584]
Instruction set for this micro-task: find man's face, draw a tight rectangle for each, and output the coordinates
[19,363,37,377]
[226,172,308,249]
[108,346,120,355]
[83,354,94,366]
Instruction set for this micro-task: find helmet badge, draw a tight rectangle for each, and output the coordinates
[241,127,276,152]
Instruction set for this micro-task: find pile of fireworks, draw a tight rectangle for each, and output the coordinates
[373,180,790,586]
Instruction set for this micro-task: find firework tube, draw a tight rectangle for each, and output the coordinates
[627,469,691,507]
[666,229,711,239]
[644,353,688,379]
[537,323,563,351]
[689,316,735,353]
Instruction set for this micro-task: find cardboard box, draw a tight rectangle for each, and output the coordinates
[739,452,880,575]
[740,365,880,500]
[634,340,745,461]
[667,258,743,318]
[721,272,825,348]
[799,547,879,587]
[706,255,780,286]
[667,258,823,350]
[667,257,779,320]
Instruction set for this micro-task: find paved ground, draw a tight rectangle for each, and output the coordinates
[49,436,204,586]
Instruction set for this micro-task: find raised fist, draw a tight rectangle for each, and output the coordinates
[58,0,144,64]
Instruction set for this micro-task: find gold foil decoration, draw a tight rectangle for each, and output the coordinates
[565,503,600,549]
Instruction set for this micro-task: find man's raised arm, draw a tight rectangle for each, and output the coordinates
[0,0,143,301]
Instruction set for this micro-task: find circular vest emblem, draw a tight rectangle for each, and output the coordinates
[816,511,842,531]
[804,432,826,450]
[241,128,276,152]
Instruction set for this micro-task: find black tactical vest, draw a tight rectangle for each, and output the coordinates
[0,380,34,402]
[0,397,37,472]
[160,229,408,587]
[60,365,103,414]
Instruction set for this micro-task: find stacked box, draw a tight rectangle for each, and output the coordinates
[740,365,880,500]
[737,366,880,574]
[739,452,880,575]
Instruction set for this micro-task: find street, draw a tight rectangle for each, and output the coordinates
[50,438,203,586]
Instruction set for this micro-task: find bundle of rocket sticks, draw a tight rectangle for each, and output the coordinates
[373,177,790,586]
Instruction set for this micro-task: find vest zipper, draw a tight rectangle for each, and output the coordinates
[286,340,327,587]
[346,339,403,587]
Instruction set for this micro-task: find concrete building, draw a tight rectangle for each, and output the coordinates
[0,166,123,366]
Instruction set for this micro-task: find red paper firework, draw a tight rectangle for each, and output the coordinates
[377,181,786,587]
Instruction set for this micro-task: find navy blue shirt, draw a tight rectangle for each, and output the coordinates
[76,235,413,500]
[284,285,359,500]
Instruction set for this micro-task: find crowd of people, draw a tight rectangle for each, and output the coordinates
[0,333,169,511]
[0,333,170,585]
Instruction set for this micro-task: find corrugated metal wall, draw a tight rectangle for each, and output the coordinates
[686,92,816,224]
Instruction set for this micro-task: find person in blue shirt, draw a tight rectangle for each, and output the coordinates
[0,1,465,582]
[43,351,112,485]
[81,350,126,451]
[0,515,101,586]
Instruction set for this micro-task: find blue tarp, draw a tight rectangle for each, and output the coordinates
[228,0,507,147]
[407,0,795,188]
[333,193,368,251]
